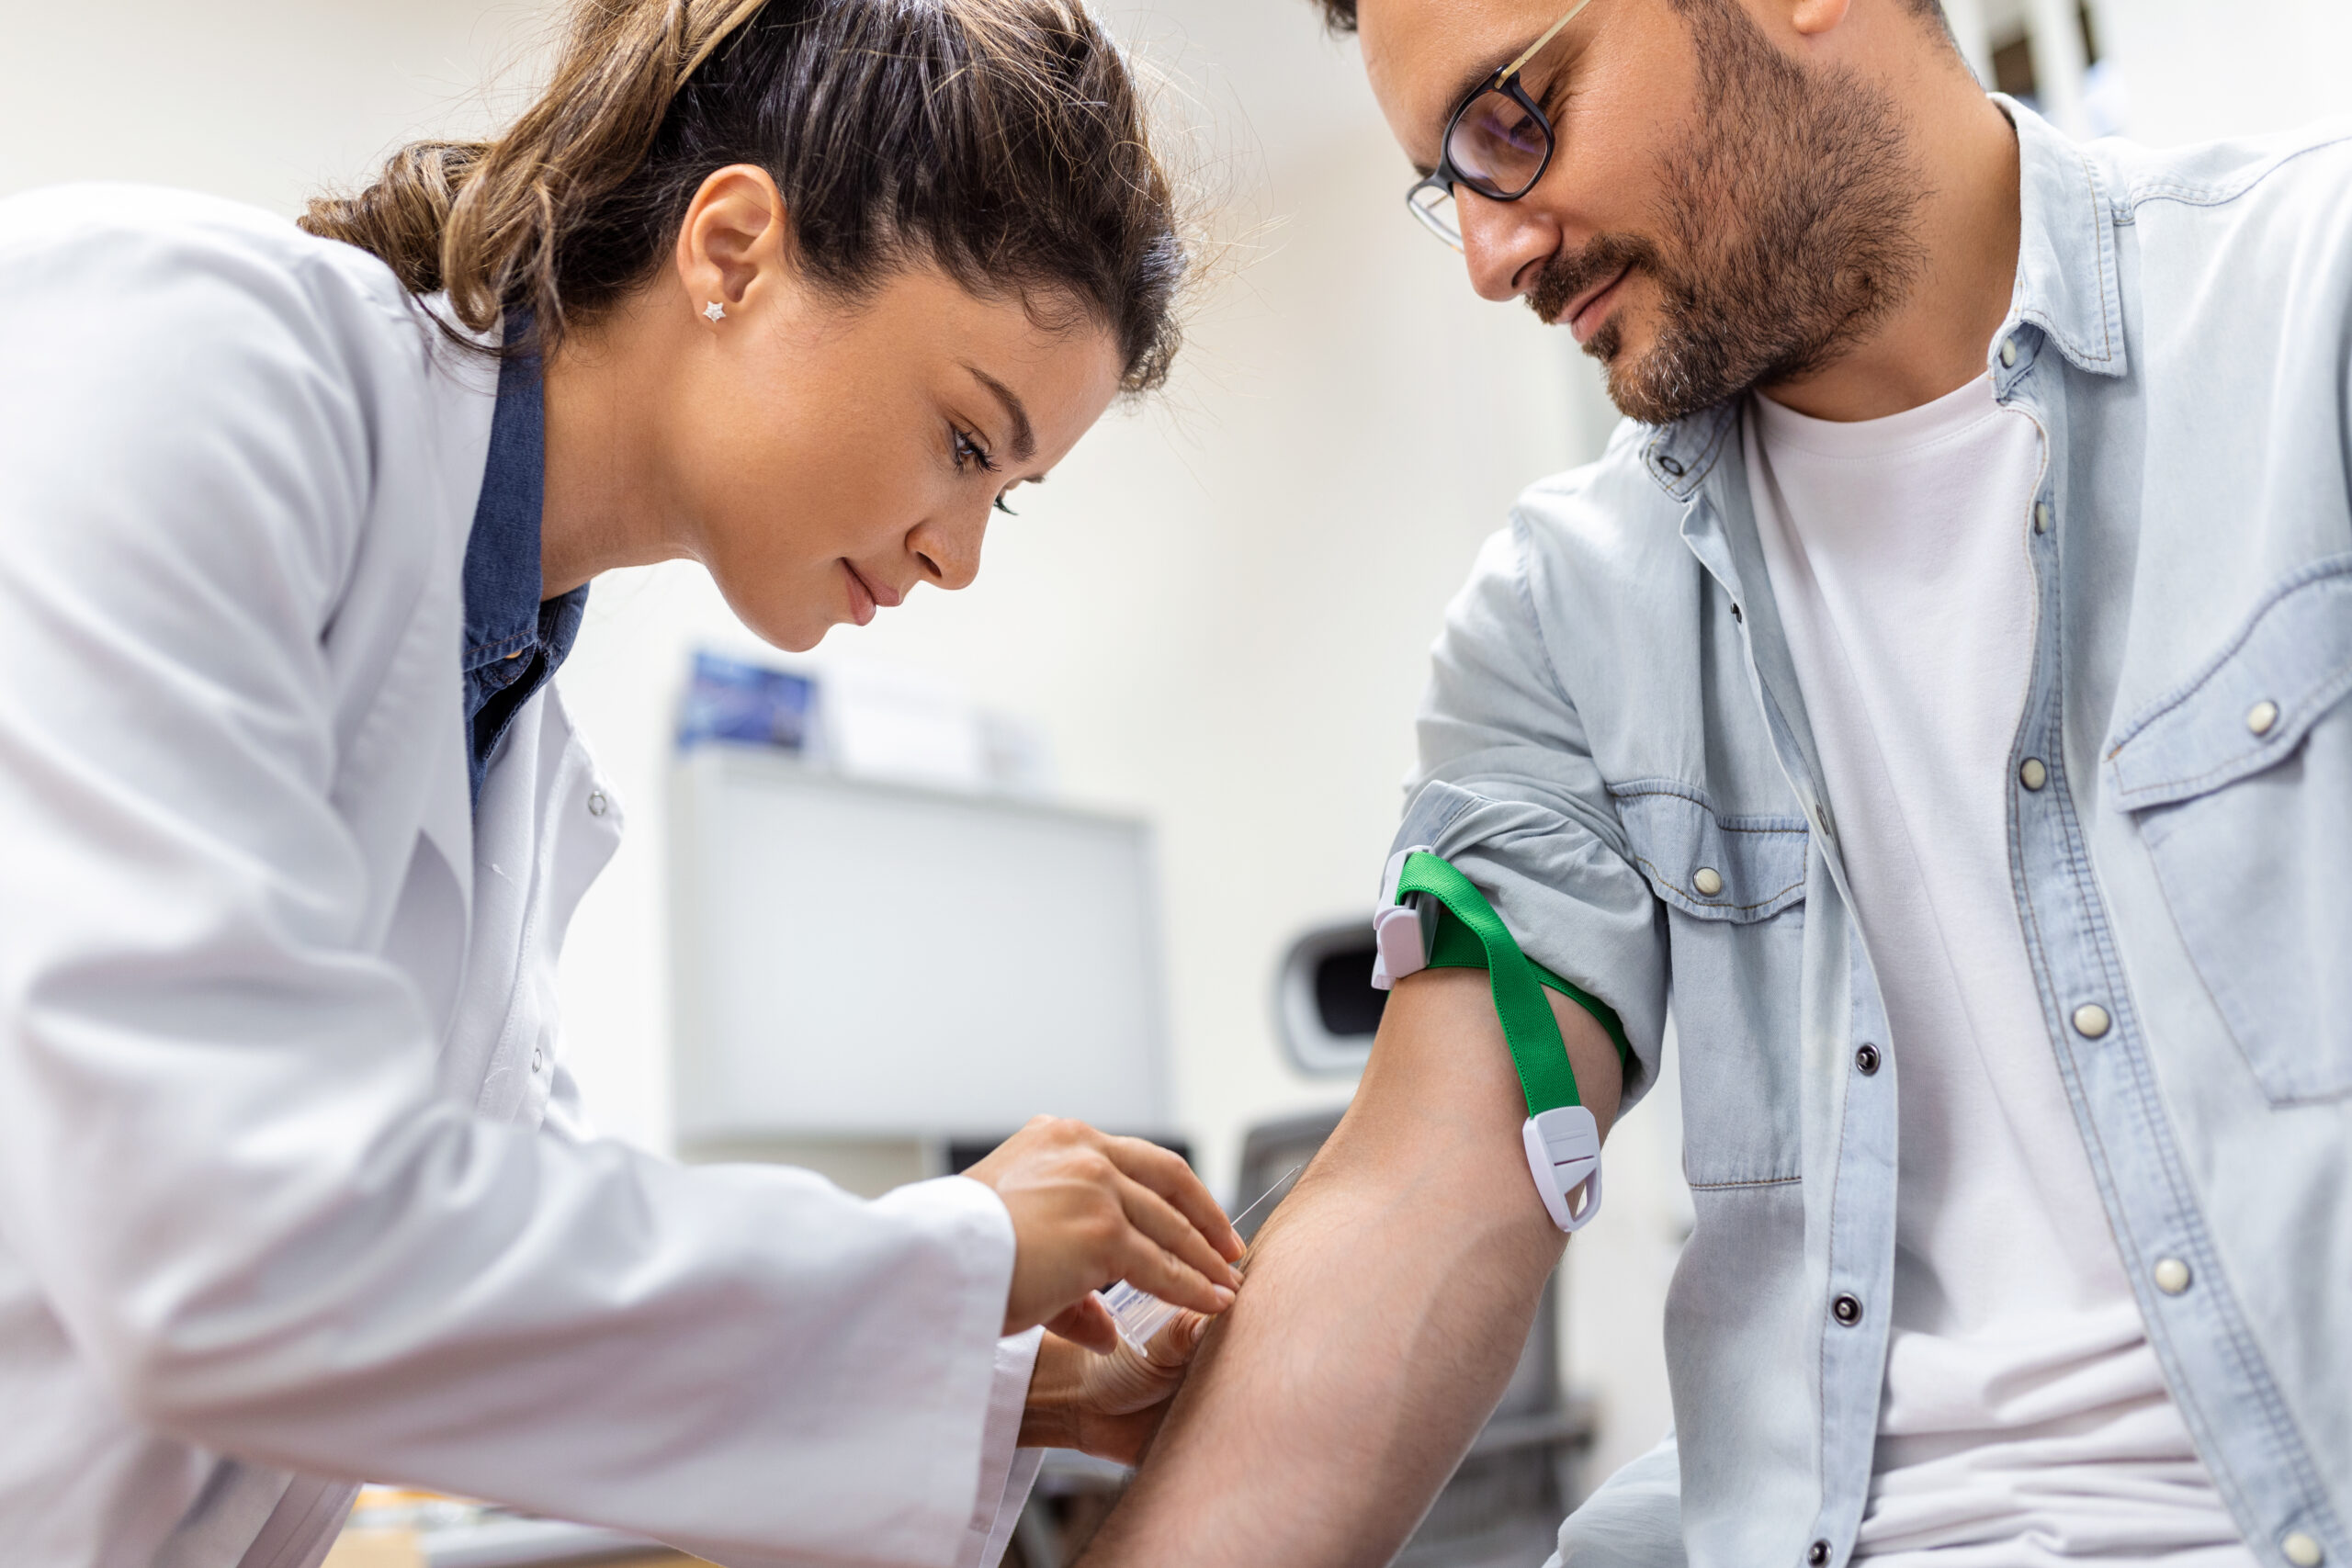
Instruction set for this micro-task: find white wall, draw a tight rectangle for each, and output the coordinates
[2091,0,2352,143]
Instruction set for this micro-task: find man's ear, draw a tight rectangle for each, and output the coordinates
[1790,0,1853,36]
[673,164,794,321]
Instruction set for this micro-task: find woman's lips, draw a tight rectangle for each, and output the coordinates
[1568,265,1633,346]
[841,561,904,626]
[842,561,877,626]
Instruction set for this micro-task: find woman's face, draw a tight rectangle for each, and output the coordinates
[548,167,1127,652]
[677,265,1124,651]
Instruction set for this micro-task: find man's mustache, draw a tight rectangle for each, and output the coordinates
[1528,234,1657,325]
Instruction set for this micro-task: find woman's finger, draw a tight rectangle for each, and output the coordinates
[1111,1228,1235,1316]
[1098,1134,1243,1262]
[1046,1294,1120,1355]
[1143,1309,1208,1371]
[1114,1170,1243,1291]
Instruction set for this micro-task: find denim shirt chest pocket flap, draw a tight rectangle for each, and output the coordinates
[2106,554,2352,1104]
[1610,782,1810,1188]
[1610,783,1810,921]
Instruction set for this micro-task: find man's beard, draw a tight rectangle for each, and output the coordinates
[1530,0,1927,425]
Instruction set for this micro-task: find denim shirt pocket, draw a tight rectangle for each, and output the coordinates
[2107,553,2352,1104]
[1611,782,1811,1186]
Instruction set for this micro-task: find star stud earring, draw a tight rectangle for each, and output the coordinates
[702,300,727,323]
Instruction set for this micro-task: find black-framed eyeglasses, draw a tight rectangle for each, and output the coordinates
[1406,0,1595,250]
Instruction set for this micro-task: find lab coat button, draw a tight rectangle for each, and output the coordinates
[2247,700,2279,736]
[1808,1541,1831,1567]
[2153,1257,2191,1295]
[1831,1292,1863,1326]
[1692,866,1724,897]
[531,1046,545,1073]
[1855,1043,1880,1076]
[2282,1532,2324,1566]
[2072,1003,2112,1039]
[2019,757,2047,791]
[587,790,608,818]
[1999,337,2018,367]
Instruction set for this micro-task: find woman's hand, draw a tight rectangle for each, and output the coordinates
[961,1116,1242,1345]
[1018,1313,1208,1465]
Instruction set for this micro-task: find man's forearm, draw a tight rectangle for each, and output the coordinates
[1078,969,1622,1567]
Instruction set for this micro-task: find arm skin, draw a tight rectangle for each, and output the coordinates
[1077,967,1624,1566]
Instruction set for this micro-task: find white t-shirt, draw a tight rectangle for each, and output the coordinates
[1745,377,2252,1566]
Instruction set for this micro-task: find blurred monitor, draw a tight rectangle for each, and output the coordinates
[670,747,1171,1145]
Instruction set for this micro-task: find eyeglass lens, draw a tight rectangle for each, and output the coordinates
[1446,85,1550,199]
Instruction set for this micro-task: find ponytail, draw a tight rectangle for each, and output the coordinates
[303,0,1187,390]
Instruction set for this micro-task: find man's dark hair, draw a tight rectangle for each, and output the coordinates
[1307,0,1951,40]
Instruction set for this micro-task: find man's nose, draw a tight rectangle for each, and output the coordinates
[1458,187,1559,303]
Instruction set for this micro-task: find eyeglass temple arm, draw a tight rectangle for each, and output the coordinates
[1498,0,1595,85]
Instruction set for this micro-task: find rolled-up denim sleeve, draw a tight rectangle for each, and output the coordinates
[1395,519,1668,1106]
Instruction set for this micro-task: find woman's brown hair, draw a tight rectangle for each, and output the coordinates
[302,0,1186,390]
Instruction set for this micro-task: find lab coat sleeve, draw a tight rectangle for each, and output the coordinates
[957,1330,1046,1568]
[0,202,1015,1567]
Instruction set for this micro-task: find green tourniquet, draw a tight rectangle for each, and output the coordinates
[1394,853,1581,1116]
[1394,853,1634,1117]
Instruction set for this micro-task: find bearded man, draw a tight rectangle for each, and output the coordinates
[1077,1,2352,1565]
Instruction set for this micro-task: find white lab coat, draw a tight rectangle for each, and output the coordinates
[0,186,1040,1568]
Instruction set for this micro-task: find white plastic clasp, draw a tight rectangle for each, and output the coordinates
[1370,845,1438,990]
[1522,1106,1603,1232]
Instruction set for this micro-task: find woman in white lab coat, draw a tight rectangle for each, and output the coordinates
[0,2,1242,1565]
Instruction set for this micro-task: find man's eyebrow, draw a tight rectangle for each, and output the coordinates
[1410,47,1530,179]
[961,363,1035,463]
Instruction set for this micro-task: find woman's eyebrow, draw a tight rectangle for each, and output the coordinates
[961,363,1036,463]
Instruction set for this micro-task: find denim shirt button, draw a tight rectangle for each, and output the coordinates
[2019,757,2048,791]
[2034,502,2052,534]
[1832,1292,1863,1326]
[1693,867,1724,897]
[2073,1003,2113,1039]
[1808,1541,1831,1566]
[2247,699,2280,736]
[1658,453,1686,477]
[1855,1043,1881,1076]
[2282,1532,2324,1566]
[2154,1257,2192,1295]
[1999,336,2019,367]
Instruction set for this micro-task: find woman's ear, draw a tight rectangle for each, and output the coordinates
[674,164,793,323]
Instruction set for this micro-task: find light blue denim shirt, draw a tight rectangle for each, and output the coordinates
[1394,102,2352,1568]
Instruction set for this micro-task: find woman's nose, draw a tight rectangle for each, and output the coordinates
[1458,187,1560,304]
[909,510,984,592]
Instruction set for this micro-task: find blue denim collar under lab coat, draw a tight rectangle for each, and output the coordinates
[1392,99,2352,1568]
[461,318,588,807]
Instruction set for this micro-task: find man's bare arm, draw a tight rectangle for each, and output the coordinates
[1078,966,1624,1567]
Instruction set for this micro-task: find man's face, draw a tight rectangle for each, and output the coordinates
[1362,0,1925,424]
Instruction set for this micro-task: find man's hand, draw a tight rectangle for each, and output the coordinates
[1074,967,1623,1567]
[963,1117,1242,1343]
[1021,1313,1208,1465]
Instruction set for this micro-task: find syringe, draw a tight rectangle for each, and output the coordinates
[1097,1162,1305,1354]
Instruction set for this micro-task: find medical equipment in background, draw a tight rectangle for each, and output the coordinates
[668,745,1175,1171]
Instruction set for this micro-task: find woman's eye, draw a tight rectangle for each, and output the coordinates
[951,427,997,473]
